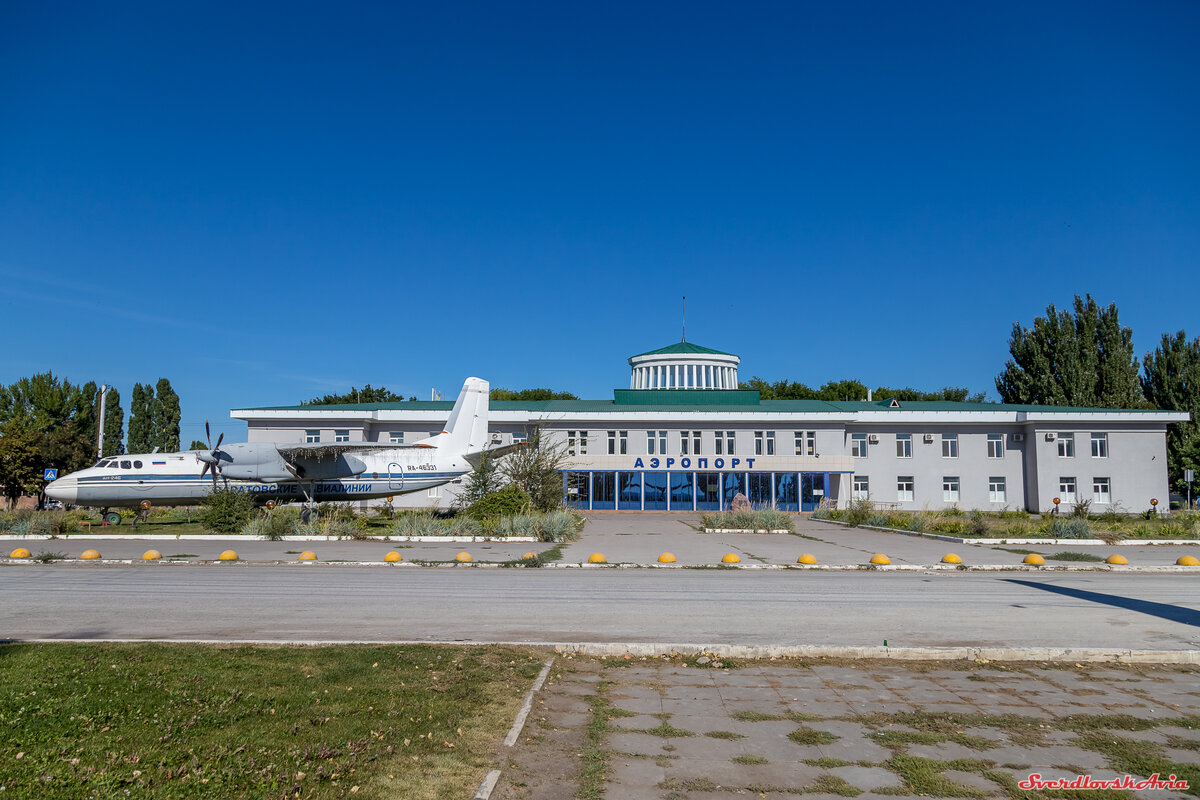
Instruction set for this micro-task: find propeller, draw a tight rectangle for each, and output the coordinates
[196,420,226,489]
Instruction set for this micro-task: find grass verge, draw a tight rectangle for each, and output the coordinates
[0,642,542,800]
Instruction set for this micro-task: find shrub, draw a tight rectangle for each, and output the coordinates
[968,510,989,537]
[995,508,1031,519]
[885,513,910,529]
[536,510,581,542]
[1044,517,1092,539]
[1003,521,1032,538]
[843,498,874,527]
[907,512,935,533]
[445,516,482,538]
[701,508,794,532]
[243,511,294,541]
[942,505,965,517]
[466,484,531,520]
[931,519,968,534]
[1071,498,1092,519]
[864,513,890,528]
[197,489,256,533]
[391,509,443,538]
[810,506,833,520]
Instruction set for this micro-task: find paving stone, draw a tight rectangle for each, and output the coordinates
[610,694,664,715]
[609,713,661,730]
[906,741,991,761]
[828,765,905,790]
[656,734,744,760]
[608,755,666,790]
[607,731,665,756]
[539,711,589,728]
[662,685,725,701]
[944,769,1002,792]
[539,696,589,714]
[718,686,785,701]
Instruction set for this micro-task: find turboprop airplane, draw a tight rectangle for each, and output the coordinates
[46,377,495,525]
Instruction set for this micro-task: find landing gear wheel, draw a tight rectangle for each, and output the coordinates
[104,511,123,526]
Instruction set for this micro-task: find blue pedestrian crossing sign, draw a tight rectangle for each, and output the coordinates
[44,468,58,481]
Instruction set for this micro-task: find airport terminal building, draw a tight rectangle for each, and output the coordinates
[231,342,1186,513]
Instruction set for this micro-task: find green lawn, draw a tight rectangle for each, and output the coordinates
[0,643,544,799]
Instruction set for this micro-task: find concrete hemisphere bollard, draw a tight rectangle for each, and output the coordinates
[1177,555,1200,566]
[218,549,239,561]
[941,553,962,564]
[1105,554,1128,565]
[721,553,740,564]
[9,548,31,559]
[1023,553,1045,565]
[455,551,473,563]
[587,553,607,563]
[384,551,403,562]
[142,550,162,560]
[657,552,676,563]
[298,551,317,561]
[869,553,890,565]
[80,549,101,560]
[522,552,537,560]
[797,553,817,564]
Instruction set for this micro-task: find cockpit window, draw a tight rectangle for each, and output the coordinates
[106,461,120,468]
[133,460,143,469]
[121,460,132,469]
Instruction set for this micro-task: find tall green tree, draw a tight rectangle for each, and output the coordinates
[0,373,98,476]
[489,388,579,401]
[102,388,124,457]
[307,385,404,404]
[127,383,154,454]
[0,421,41,509]
[1141,330,1200,495]
[995,294,1142,408]
[153,378,181,452]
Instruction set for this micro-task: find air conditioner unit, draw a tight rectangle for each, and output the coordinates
[1045,432,1056,441]
[1011,433,1025,442]
[868,434,879,444]
[923,433,934,443]
[490,432,503,443]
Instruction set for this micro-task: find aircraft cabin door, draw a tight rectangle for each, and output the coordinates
[388,463,404,492]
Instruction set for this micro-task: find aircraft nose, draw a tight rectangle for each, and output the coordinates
[45,479,77,504]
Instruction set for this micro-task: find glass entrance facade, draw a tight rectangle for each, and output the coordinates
[564,471,839,512]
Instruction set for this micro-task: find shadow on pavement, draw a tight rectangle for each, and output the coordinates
[1005,578,1200,628]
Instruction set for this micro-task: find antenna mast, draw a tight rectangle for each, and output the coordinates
[682,295,686,342]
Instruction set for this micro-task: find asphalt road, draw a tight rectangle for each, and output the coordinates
[3,567,1198,651]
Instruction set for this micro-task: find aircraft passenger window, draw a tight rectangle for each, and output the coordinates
[121,460,132,469]
[134,460,143,469]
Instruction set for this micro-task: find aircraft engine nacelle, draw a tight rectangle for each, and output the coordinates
[215,443,300,483]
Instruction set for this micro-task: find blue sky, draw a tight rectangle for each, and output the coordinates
[2,1,1197,446]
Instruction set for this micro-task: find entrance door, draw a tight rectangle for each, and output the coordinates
[643,472,667,510]
[801,473,827,512]
[695,473,721,510]
[566,471,590,509]
[668,472,693,511]
[617,472,642,510]
[388,463,404,492]
[775,472,799,512]
[722,472,745,510]
[592,472,616,510]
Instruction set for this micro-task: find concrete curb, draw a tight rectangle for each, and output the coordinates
[0,534,537,543]
[812,518,1198,546]
[3,557,1198,572]
[4,637,1196,664]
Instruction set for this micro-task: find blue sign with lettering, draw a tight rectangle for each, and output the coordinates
[44,468,58,481]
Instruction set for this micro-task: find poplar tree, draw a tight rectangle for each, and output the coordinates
[102,389,125,457]
[127,383,154,454]
[153,378,181,452]
[995,294,1142,408]
[1141,330,1200,494]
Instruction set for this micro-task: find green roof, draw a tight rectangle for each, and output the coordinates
[629,341,736,358]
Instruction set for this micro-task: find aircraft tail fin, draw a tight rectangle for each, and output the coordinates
[419,377,490,454]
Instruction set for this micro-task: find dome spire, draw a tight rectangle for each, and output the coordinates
[681,295,686,342]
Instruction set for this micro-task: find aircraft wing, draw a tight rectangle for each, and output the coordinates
[277,441,435,461]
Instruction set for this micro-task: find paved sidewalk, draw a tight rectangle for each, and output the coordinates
[496,656,1200,800]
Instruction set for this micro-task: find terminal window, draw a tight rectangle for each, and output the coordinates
[987,434,1004,458]
[647,430,667,455]
[715,431,735,455]
[896,433,912,458]
[795,431,816,456]
[897,476,914,502]
[334,430,350,443]
[942,476,960,503]
[1057,433,1075,458]
[305,430,320,443]
[608,431,628,455]
[1090,433,1108,458]
[851,433,868,457]
[1059,476,1077,503]
[989,476,1006,503]
[941,434,958,458]
[568,430,588,456]
[389,432,404,444]
[852,475,869,500]
[754,431,774,455]
[1092,477,1111,503]
[681,431,701,455]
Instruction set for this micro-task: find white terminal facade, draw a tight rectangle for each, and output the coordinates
[232,341,1187,513]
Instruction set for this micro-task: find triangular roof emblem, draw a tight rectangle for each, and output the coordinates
[888,398,901,408]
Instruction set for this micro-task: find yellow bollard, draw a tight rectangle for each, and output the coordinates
[298,551,317,561]
[1176,555,1199,566]
[9,548,31,559]
[522,552,538,560]
[1105,554,1128,565]
[142,550,162,560]
[384,551,403,562]
[218,550,238,561]
[1023,553,1045,565]
[869,553,890,565]
[941,553,962,564]
[797,553,817,564]
[657,552,676,563]
[455,552,473,563]
[587,553,607,563]
[721,553,740,564]
[80,549,101,560]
